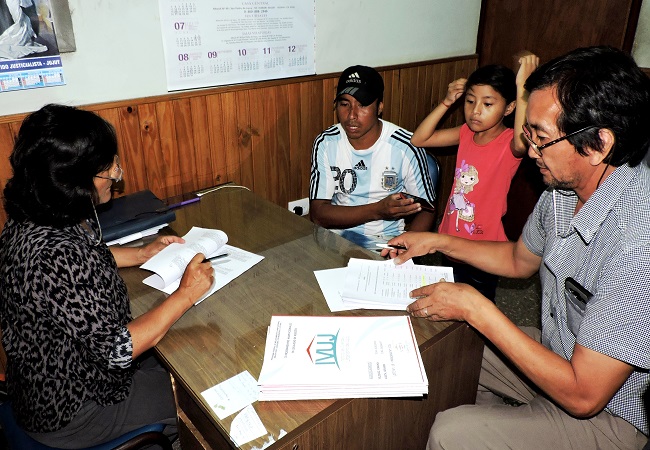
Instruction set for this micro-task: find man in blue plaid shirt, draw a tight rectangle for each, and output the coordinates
[386,46,650,449]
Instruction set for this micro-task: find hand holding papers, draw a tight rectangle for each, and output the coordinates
[342,258,454,310]
[315,258,454,311]
[257,316,428,401]
[140,226,264,304]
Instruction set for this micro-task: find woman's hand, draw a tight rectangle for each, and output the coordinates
[176,253,215,306]
[110,235,186,268]
[138,235,185,262]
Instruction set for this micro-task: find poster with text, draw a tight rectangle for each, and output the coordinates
[159,0,315,91]
[0,0,64,92]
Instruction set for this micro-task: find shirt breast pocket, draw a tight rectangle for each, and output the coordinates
[564,277,592,337]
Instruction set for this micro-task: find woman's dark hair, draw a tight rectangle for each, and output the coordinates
[3,104,118,227]
[525,46,650,167]
[466,65,517,127]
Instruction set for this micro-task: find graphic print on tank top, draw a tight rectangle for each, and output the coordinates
[448,160,479,234]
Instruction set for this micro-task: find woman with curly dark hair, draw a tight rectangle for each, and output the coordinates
[0,104,214,447]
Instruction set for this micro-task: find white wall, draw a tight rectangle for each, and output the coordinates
[0,0,481,116]
[632,0,650,68]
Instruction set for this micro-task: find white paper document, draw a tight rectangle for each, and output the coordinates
[140,227,264,304]
[313,267,351,312]
[257,315,428,401]
[106,224,168,246]
[201,370,259,420]
[229,404,267,447]
[341,258,454,311]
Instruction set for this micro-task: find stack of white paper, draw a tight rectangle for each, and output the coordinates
[257,315,428,401]
[340,259,454,310]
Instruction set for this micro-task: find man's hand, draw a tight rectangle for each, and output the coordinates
[375,193,422,220]
[380,231,444,262]
[406,279,483,322]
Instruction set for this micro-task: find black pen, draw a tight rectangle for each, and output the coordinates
[202,253,229,263]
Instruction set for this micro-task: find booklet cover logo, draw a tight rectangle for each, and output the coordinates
[306,330,341,368]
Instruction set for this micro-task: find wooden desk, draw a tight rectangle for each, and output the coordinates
[121,188,483,450]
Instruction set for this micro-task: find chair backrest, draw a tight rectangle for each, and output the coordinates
[0,401,172,450]
[425,152,440,195]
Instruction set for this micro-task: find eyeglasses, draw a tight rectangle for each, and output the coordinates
[95,156,123,182]
[522,123,595,157]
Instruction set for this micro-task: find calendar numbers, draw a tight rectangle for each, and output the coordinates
[160,0,315,91]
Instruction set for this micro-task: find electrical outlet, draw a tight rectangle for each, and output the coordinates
[288,197,309,216]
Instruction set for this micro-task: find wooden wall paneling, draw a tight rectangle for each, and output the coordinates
[385,69,402,125]
[137,103,166,199]
[478,0,635,68]
[218,92,243,188]
[205,94,228,187]
[8,122,20,141]
[379,69,392,122]
[0,123,15,226]
[260,86,280,203]
[298,80,323,201]
[249,88,270,200]
[321,77,337,131]
[287,83,302,204]
[259,85,290,206]
[235,90,255,191]
[116,106,148,195]
[397,66,420,131]
[416,65,434,130]
[171,98,200,195]
[189,96,215,190]
[155,101,183,198]
[96,108,128,197]
[275,84,291,207]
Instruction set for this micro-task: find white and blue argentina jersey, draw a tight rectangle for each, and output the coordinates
[310,120,436,247]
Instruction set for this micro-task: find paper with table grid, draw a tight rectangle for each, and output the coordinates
[340,258,454,310]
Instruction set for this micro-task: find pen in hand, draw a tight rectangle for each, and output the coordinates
[374,244,407,252]
[202,253,229,263]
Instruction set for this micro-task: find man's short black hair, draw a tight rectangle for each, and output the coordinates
[525,46,650,167]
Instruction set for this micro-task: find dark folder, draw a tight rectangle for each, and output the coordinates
[96,190,176,242]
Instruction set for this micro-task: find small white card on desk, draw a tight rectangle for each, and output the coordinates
[230,404,267,447]
[201,370,259,420]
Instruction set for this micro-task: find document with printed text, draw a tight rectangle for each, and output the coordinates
[140,227,264,304]
[257,315,428,401]
[340,258,454,310]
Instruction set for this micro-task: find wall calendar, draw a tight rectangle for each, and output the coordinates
[158,0,315,91]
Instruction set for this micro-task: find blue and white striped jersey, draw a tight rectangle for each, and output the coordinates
[310,120,436,248]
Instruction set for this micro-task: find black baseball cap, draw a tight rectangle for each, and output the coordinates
[336,65,384,106]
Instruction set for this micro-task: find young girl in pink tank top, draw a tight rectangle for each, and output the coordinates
[411,54,539,301]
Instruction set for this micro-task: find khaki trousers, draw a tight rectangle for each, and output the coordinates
[427,327,648,450]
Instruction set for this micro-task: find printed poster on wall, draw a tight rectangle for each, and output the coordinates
[158,0,315,91]
[0,0,64,92]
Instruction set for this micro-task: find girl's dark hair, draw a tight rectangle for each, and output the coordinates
[525,46,650,167]
[466,65,517,127]
[3,104,118,227]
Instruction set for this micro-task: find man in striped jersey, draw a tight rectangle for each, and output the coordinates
[309,65,437,249]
